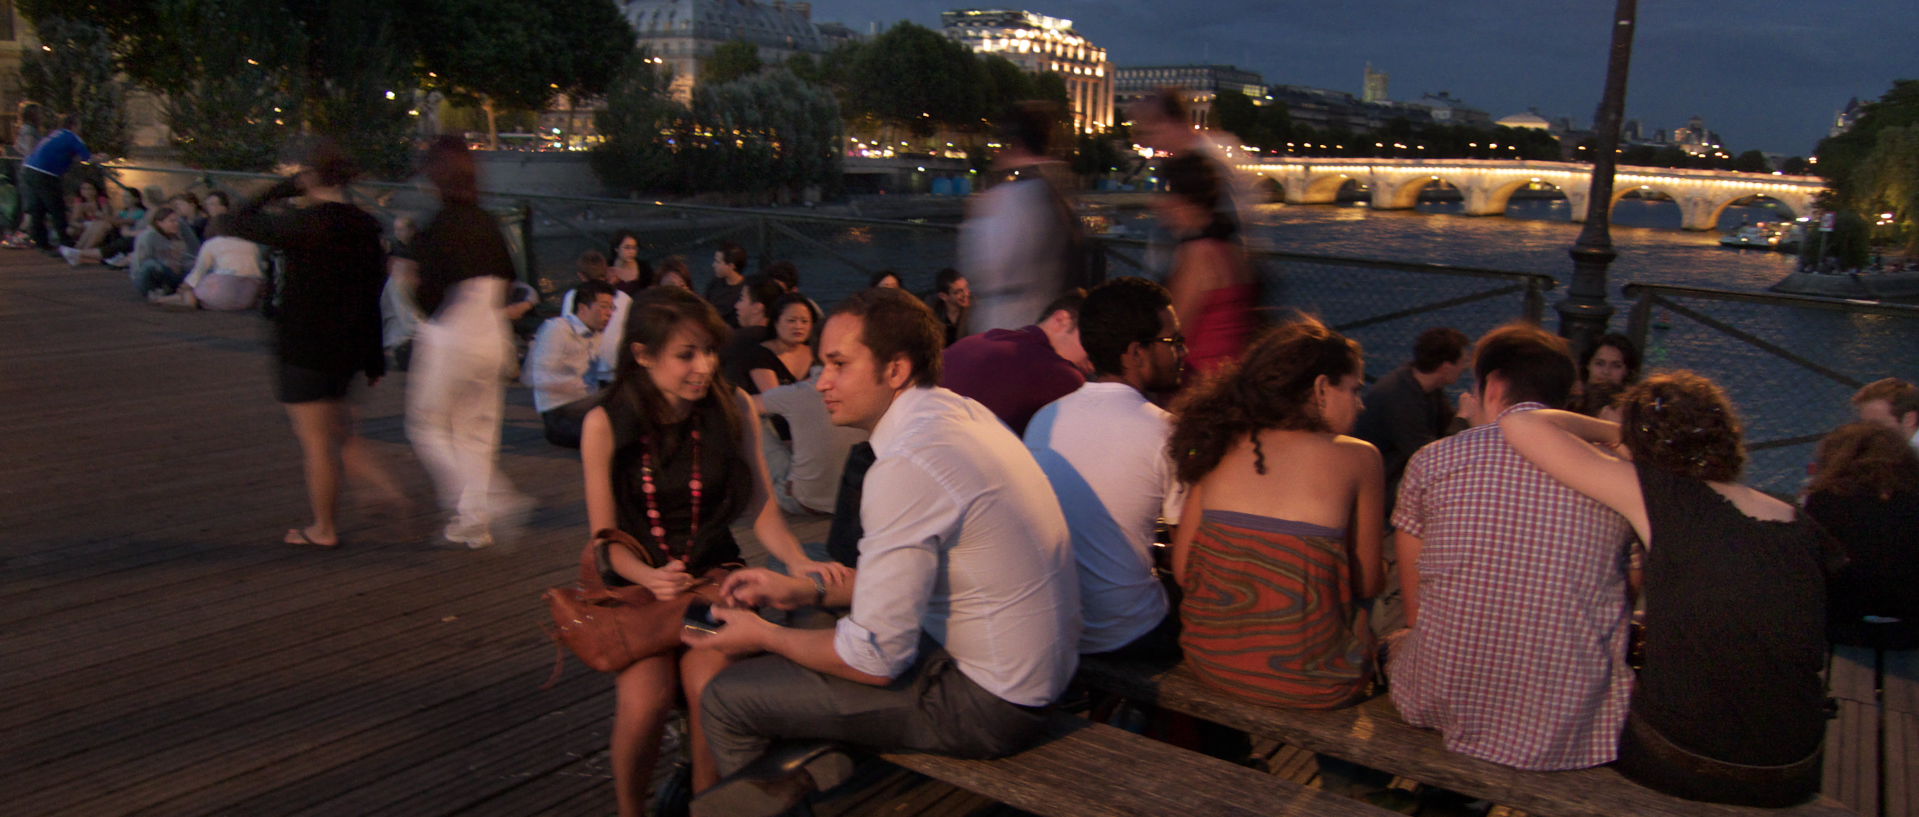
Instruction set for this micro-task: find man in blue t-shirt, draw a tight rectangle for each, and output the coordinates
[23,114,91,253]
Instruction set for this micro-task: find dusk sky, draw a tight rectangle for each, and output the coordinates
[810,0,1919,156]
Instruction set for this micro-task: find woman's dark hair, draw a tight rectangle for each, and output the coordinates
[1579,332,1642,385]
[1810,422,1919,499]
[995,101,1059,157]
[1170,317,1363,483]
[149,204,180,236]
[610,230,641,257]
[1617,370,1746,483]
[934,267,964,293]
[304,138,359,188]
[1079,277,1170,378]
[204,213,232,239]
[828,288,945,388]
[770,291,819,326]
[606,287,741,440]
[422,135,478,205]
[1160,154,1235,239]
[867,269,902,289]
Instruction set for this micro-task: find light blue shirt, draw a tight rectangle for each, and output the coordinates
[1025,382,1185,653]
[833,386,1081,706]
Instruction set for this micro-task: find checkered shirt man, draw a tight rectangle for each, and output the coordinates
[1388,402,1636,770]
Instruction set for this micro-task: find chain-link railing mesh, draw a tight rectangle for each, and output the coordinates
[1625,285,1919,494]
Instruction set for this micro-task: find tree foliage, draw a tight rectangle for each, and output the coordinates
[843,23,981,136]
[19,16,130,158]
[594,57,840,200]
[591,50,688,194]
[20,0,632,177]
[1852,124,1919,254]
[153,0,304,171]
[702,40,763,87]
[1817,80,1919,250]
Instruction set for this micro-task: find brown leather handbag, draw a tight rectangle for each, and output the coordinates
[542,529,726,684]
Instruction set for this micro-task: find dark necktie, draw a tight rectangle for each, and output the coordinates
[824,442,876,567]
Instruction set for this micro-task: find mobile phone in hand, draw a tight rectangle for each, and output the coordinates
[684,601,724,634]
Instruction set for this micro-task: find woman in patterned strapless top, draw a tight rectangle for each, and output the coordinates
[1166,318,1387,709]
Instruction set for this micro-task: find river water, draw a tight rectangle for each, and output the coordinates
[539,194,1908,492]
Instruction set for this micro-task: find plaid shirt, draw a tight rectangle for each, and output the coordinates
[1388,403,1635,770]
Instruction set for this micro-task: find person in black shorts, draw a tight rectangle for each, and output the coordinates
[229,139,405,548]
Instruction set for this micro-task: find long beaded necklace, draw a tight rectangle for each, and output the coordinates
[639,429,701,564]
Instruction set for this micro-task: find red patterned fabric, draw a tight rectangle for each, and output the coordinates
[1388,403,1636,770]
[1179,510,1372,709]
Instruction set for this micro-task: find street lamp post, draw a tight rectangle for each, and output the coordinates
[1557,0,1639,354]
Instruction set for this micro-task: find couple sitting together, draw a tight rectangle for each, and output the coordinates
[582,282,1830,817]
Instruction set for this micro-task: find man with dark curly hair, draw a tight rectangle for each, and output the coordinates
[1386,323,1636,771]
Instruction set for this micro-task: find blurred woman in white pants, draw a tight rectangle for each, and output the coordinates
[405,136,527,548]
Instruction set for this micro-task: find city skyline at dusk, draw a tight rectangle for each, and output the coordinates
[813,0,1919,156]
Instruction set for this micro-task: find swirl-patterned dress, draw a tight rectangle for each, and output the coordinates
[1179,510,1373,709]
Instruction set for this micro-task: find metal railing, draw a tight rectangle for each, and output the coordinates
[93,163,1559,360]
[1623,283,1919,493]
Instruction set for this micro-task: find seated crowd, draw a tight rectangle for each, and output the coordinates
[500,233,1897,817]
[69,181,1894,812]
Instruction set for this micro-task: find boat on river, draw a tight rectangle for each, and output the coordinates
[1720,221,1803,252]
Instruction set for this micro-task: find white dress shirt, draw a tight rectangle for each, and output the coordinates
[833,386,1081,706]
[522,313,598,412]
[1024,382,1185,653]
[561,286,632,385]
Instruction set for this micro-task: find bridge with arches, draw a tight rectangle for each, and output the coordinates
[1235,157,1827,231]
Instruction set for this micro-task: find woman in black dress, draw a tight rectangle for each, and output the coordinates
[229,140,404,548]
[581,287,849,817]
[1501,371,1833,807]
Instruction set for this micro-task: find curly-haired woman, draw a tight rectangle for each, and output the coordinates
[1807,422,1919,649]
[1500,371,1832,807]
[1165,318,1386,709]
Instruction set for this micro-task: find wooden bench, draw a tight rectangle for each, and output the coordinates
[879,710,1400,817]
[1079,656,1857,817]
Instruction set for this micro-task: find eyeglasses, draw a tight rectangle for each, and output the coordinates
[1149,334,1187,351]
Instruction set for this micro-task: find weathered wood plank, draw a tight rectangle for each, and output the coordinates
[882,714,1399,817]
[1080,658,1856,817]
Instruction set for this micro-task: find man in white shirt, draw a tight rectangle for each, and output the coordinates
[1024,277,1187,658]
[523,280,615,447]
[1852,377,1919,456]
[686,288,1079,814]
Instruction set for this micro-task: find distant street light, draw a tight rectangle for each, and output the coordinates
[1558,0,1638,353]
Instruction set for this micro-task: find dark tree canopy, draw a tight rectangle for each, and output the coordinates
[703,40,763,87]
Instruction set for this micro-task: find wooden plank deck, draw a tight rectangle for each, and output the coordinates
[0,250,1882,816]
[0,254,1131,817]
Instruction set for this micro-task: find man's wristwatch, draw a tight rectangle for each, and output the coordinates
[807,574,828,607]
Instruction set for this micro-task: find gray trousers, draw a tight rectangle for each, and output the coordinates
[702,645,1047,777]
